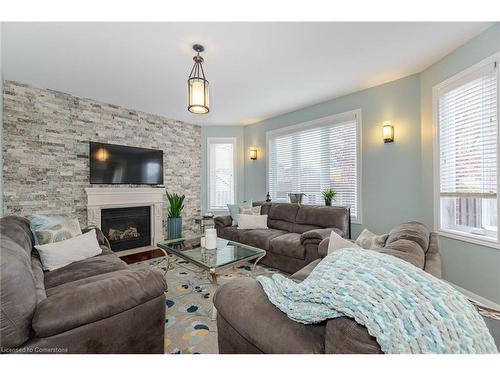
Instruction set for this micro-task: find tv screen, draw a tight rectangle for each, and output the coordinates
[89,142,163,185]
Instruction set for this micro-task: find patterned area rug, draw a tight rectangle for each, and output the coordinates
[130,255,283,354]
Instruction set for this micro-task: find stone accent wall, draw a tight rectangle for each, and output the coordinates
[2,80,201,237]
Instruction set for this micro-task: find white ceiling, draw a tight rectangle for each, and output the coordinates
[1,22,493,126]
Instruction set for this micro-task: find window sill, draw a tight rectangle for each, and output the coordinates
[438,229,500,250]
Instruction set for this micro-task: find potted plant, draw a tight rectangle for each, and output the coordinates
[166,191,185,239]
[322,189,337,206]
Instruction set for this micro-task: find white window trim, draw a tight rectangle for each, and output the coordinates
[207,137,237,213]
[265,109,363,224]
[432,51,500,250]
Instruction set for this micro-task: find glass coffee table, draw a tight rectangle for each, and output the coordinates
[157,236,266,319]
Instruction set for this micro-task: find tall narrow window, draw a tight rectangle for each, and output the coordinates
[267,110,361,223]
[436,56,498,243]
[208,138,236,211]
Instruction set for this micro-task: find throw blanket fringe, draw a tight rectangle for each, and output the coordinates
[256,249,497,354]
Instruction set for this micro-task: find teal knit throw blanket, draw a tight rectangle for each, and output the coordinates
[256,249,498,354]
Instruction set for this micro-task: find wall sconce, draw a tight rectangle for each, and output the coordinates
[383,121,394,143]
[249,148,257,160]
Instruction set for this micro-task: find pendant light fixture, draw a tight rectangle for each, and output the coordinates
[187,44,209,114]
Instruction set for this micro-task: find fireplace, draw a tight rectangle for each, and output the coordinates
[101,206,151,251]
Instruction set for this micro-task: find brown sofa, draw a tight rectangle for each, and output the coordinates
[214,222,443,354]
[215,202,351,274]
[0,215,167,354]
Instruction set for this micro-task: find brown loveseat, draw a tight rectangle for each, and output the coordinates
[0,216,166,354]
[215,202,350,274]
[214,222,443,353]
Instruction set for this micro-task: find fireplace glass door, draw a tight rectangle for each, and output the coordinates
[101,206,151,251]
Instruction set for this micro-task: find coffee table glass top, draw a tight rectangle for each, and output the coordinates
[157,236,266,270]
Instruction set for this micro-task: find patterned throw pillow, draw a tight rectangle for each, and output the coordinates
[355,229,389,249]
[227,200,253,226]
[239,206,261,215]
[34,218,82,245]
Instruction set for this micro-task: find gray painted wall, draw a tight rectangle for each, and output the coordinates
[201,126,245,214]
[243,74,423,238]
[420,23,500,303]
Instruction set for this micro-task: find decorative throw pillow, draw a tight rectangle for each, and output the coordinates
[239,206,261,215]
[34,218,82,245]
[29,214,66,244]
[327,230,361,254]
[237,214,268,230]
[227,200,253,226]
[35,229,102,271]
[355,229,389,249]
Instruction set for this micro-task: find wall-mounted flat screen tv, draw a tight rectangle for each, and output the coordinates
[89,142,163,185]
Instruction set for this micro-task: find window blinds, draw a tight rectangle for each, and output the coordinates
[268,117,359,219]
[438,62,498,198]
[208,141,235,210]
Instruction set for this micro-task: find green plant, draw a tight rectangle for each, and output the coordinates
[322,189,337,201]
[166,191,185,218]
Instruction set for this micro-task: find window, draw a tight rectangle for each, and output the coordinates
[207,137,236,211]
[267,110,361,223]
[435,55,499,245]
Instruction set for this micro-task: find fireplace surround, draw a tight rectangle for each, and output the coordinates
[85,187,166,253]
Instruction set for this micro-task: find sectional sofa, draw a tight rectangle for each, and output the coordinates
[213,221,442,353]
[0,216,167,354]
[215,202,351,274]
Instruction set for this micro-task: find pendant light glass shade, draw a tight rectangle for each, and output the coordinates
[188,45,209,114]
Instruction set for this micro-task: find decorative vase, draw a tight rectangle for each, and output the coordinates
[205,228,217,249]
[289,193,306,203]
[167,217,182,239]
[324,199,332,206]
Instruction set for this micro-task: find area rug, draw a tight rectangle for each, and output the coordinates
[129,255,283,354]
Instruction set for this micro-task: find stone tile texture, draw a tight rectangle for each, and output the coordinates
[2,80,201,237]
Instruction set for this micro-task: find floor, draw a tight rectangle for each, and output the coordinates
[127,252,283,354]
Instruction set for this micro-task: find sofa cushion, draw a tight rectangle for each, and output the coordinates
[44,253,129,289]
[295,206,350,235]
[238,229,287,250]
[0,216,34,256]
[218,226,241,242]
[270,233,305,260]
[267,203,299,232]
[386,221,430,252]
[378,239,426,270]
[292,223,322,234]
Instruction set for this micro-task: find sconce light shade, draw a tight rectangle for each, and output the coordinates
[249,148,257,160]
[383,121,394,143]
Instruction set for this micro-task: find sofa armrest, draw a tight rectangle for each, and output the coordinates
[325,317,382,354]
[215,215,233,228]
[300,227,340,245]
[32,269,166,337]
[214,278,326,353]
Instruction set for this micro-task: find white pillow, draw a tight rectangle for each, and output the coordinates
[327,230,361,254]
[35,229,103,271]
[237,214,268,230]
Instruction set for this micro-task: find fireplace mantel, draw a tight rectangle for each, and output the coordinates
[85,187,166,254]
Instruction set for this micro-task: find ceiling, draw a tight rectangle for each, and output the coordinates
[1,22,493,126]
